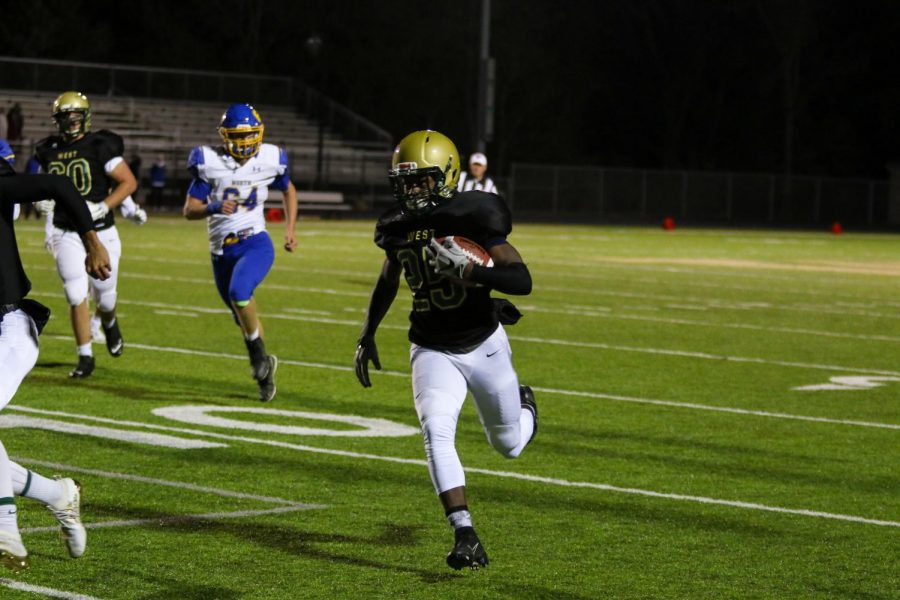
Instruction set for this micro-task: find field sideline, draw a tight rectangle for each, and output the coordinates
[2,216,898,599]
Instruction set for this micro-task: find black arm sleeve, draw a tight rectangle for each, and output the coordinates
[359,268,401,340]
[470,262,532,295]
[4,174,94,234]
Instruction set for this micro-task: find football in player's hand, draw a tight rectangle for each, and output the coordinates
[434,236,494,267]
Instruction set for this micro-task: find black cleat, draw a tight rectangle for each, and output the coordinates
[69,355,95,379]
[103,320,124,357]
[256,355,277,402]
[520,385,538,446]
[246,338,269,380]
[446,527,489,571]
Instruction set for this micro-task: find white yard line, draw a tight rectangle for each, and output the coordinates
[0,579,101,600]
[626,275,900,306]
[507,335,900,377]
[83,289,900,343]
[460,467,900,528]
[520,302,900,343]
[34,335,900,427]
[21,505,317,535]
[533,387,900,430]
[12,457,319,507]
[28,286,900,374]
[8,410,899,529]
[531,256,900,284]
[21,257,900,317]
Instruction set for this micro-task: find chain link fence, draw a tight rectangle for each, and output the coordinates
[509,164,890,227]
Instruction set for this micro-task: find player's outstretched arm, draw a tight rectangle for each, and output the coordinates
[0,174,112,280]
[282,180,298,252]
[3,173,92,230]
[355,258,402,387]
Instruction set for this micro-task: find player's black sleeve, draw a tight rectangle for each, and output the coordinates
[478,193,512,239]
[0,174,94,234]
[470,262,532,295]
[359,258,401,339]
[96,130,126,160]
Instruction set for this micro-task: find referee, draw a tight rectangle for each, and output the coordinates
[0,140,110,570]
[457,152,499,195]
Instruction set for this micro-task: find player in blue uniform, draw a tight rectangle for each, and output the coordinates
[183,103,298,402]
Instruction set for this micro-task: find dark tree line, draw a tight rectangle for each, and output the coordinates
[3,0,898,178]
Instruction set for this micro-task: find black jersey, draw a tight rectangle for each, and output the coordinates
[34,130,124,232]
[1,174,95,304]
[375,191,513,350]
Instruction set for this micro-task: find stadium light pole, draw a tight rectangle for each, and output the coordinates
[305,34,325,189]
[475,0,495,153]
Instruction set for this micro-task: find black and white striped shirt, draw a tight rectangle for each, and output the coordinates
[457,172,499,195]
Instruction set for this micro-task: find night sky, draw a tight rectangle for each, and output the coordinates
[3,0,899,178]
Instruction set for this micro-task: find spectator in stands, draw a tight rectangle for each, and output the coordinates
[457,152,499,195]
[6,104,23,142]
[149,155,166,209]
[0,109,7,140]
[128,155,142,194]
[20,157,42,220]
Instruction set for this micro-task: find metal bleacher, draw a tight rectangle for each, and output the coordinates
[0,56,395,212]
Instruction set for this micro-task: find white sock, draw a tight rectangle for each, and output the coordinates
[9,461,65,507]
[78,343,93,356]
[0,442,19,535]
[446,508,473,530]
[244,329,260,342]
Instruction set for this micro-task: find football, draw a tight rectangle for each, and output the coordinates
[434,236,494,267]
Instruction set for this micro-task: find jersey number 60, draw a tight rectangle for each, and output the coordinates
[48,158,93,196]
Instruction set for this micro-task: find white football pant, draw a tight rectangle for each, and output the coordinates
[411,324,533,494]
[52,226,121,311]
[0,310,40,410]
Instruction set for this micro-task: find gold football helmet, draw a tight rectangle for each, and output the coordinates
[52,91,92,141]
[389,130,460,214]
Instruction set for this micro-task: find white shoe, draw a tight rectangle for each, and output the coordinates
[0,529,29,572]
[91,316,105,341]
[49,478,86,558]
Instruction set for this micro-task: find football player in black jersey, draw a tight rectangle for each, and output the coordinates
[355,130,538,571]
[1,152,109,569]
[33,91,137,378]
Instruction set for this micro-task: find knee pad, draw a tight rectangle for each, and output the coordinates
[93,288,118,313]
[420,413,458,456]
[486,424,521,459]
[63,278,89,306]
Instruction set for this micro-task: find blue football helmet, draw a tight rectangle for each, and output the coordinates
[218,103,264,159]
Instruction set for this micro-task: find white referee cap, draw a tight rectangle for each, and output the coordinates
[469,152,488,166]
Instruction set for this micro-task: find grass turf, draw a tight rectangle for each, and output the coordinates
[2,216,898,599]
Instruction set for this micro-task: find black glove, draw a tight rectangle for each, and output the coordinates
[355,335,381,387]
[493,298,523,325]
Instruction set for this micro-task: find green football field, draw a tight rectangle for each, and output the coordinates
[2,216,898,599]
